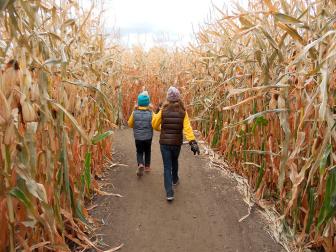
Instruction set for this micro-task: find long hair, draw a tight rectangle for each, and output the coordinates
[162,100,185,113]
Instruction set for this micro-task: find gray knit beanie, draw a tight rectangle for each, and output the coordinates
[166,86,180,102]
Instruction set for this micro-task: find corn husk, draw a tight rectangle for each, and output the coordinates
[4,122,16,145]
[30,83,39,102]
[1,66,20,97]
[0,90,11,126]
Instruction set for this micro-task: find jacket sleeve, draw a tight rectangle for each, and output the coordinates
[152,110,162,131]
[128,112,134,128]
[183,112,196,141]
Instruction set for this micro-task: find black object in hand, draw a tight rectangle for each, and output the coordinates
[189,140,200,155]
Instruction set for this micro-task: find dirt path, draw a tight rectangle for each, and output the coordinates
[91,129,283,252]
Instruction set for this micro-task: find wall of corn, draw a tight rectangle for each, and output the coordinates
[187,0,336,250]
[0,1,119,251]
[118,46,192,121]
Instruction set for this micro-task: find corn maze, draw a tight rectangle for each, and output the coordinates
[0,0,335,251]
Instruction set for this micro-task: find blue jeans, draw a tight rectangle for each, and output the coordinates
[160,144,181,197]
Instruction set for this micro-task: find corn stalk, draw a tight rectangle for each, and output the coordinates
[0,1,118,250]
[186,0,336,250]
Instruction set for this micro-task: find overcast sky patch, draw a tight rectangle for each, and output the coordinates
[81,0,246,48]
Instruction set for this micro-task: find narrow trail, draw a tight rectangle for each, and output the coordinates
[91,129,283,252]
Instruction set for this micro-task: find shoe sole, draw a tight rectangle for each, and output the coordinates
[173,181,179,186]
[137,166,144,177]
[166,196,174,201]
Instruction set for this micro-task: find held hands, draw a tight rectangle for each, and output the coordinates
[189,140,200,155]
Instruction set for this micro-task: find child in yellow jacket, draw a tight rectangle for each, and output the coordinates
[152,86,200,201]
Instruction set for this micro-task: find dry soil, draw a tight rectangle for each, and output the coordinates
[91,129,283,252]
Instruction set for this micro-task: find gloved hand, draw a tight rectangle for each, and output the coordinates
[189,140,200,155]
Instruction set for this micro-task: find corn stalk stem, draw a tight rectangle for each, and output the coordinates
[4,144,15,252]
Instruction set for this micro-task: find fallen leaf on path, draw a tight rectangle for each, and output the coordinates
[95,188,123,197]
[87,204,98,211]
[110,163,128,168]
[238,203,255,222]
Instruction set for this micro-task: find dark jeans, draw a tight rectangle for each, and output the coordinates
[160,144,181,197]
[135,139,152,166]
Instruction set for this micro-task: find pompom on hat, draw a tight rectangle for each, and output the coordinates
[137,91,150,106]
[166,86,180,102]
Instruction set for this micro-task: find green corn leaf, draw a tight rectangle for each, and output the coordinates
[256,141,266,190]
[320,144,332,174]
[75,200,88,225]
[9,187,33,210]
[84,152,92,191]
[92,130,113,144]
[317,169,336,230]
[306,187,315,234]
[224,109,287,128]
[60,130,74,211]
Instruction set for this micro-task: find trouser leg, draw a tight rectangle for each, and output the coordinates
[172,145,181,183]
[144,139,152,167]
[135,140,145,165]
[160,144,173,197]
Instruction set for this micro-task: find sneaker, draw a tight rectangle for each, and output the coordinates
[166,196,174,201]
[137,165,144,177]
[144,166,151,172]
[173,179,179,186]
